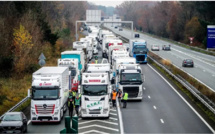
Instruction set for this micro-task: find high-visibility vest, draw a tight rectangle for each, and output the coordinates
[123,93,128,100]
[112,92,117,100]
[95,60,98,64]
[75,97,81,105]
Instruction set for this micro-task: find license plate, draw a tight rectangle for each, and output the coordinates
[6,131,13,133]
[42,119,48,121]
[92,115,98,117]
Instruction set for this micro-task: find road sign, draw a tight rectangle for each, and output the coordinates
[39,59,46,67]
[39,53,46,60]
[189,37,194,44]
[207,25,215,49]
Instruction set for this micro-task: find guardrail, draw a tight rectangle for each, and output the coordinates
[0,96,29,119]
[148,55,215,115]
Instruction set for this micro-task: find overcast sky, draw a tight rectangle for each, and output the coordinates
[88,0,124,7]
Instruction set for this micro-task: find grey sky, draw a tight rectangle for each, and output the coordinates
[88,0,124,7]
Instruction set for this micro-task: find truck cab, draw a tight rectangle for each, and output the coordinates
[129,39,148,64]
[31,67,70,123]
[80,73,111,118]
[116,64,144,100]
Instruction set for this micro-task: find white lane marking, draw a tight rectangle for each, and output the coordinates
[81,130,109,134]
[117,97,124,134]
[148,96,151,99]
[160,119,164,124]
[110,113,117,116]
[153,106,157,110]
[79,124,119,131]
[109,117,118,120]
[143,87,146,90]
[110,109,117,112]
[148,64,215,133]
[79,120,118,125]
[27,120,31,125]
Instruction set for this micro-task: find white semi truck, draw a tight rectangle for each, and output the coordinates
[30,67,70,123]
[80,73,111,118]
[115,64,144,100]
[58,58,79,91]
[73,41,93,60]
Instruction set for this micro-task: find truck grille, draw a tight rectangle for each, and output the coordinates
[123,87,139,97]
[35,104,55,114]
[136,55,145,61]
[89,109,101,114]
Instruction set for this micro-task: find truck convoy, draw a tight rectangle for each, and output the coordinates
[31,67,70,123]
[80,73,111,118]
[129,39,148,64]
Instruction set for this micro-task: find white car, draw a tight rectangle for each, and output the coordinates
[151,45,159,51]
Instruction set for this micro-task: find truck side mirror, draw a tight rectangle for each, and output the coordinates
[28,89,31,98]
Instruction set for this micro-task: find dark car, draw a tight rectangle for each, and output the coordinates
[182,59,194,67]
[162,45,171,51]
[134,34,140,38]
[115,26,118,29]
[119,27,123,31]
[0,112,27,133]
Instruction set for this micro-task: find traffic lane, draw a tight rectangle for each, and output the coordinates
[154,50,215,91]
[121,64,212,133]
[110,26,215,90]
[113,26,215,65]
[27,111,69,133]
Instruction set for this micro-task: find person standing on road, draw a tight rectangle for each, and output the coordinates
[95,56,98,64]
[75,93,81,116]
[111,89,117,108]
[117,89,122,107]
[68,90,74,117]
[122,91,128,108]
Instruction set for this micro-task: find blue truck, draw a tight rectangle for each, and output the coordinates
[129,39,148,63]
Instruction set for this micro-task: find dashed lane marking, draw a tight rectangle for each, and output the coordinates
[109,117,118,120]
[153,106,157,110]
[148,96,151,99]
[160,119,164,124]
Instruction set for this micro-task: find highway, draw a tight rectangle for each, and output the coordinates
[108,26,215,92]
[25,28,213,133]
[122,64,212,133]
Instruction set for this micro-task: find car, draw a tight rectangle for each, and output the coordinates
[119,27,123,31]
[134,34,140,38]
[0,112,27,133]
[162,45,171,51]
[182,59,194,67]
[151,45,159,51]
[115,26,118,29]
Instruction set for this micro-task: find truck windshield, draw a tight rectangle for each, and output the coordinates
[83,85,107,96]
[32,88,59,100]
[133,46,147,54]
[120,73,142,82]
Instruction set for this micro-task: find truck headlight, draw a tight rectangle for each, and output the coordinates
[103,108,108,114]
[139,91,142,96]
[31,111,36,115]
[55,110,59,115]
